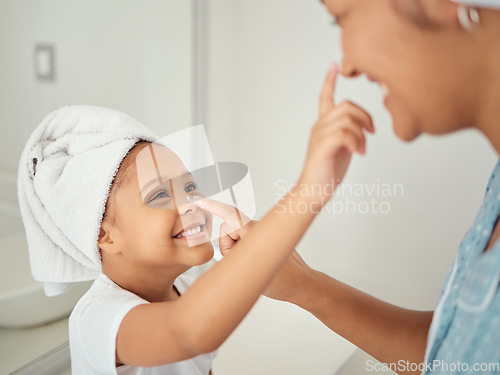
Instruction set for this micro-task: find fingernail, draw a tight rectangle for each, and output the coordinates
[221,248,230,256]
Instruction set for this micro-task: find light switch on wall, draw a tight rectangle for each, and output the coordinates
[34,44,55,81]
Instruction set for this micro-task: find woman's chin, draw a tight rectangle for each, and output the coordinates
[392,118,421,143]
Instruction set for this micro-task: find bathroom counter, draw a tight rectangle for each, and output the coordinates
[0,317,70,374]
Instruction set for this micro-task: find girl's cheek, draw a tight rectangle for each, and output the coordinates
[145,210,178,233]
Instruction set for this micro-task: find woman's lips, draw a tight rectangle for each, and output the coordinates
[368,76,390,103]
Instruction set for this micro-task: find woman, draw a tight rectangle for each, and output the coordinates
[215,0,500,374]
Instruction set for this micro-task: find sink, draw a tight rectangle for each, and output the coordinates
[0,232,92,328]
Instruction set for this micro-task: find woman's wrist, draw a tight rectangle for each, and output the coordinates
[286,268,327,311]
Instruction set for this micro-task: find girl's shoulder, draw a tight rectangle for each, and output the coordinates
[70,274,148,324]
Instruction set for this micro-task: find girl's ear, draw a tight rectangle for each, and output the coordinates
[98,223,122,255]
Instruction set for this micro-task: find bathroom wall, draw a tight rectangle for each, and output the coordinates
[0,0,19,231]
[0,0,196,235]
[204,1,498,374]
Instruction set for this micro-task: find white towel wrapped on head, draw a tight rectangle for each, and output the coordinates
[17,105,158,296]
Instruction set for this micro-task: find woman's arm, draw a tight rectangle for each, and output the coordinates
[262,250,433,375]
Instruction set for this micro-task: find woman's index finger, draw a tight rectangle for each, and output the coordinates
[319,62,338,117]
[191,196,248,229]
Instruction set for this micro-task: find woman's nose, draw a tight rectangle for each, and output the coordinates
[341,58,361,78]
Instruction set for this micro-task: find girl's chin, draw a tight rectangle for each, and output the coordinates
[173,235,212,249]
[191,245,215,266]
[177,240,214,258]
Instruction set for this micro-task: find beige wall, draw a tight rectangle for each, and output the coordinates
[204,1,498,374]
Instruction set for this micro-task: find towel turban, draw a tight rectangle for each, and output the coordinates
[17,105,159,296]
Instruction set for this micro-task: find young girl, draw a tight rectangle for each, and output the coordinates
[18,94,370,374]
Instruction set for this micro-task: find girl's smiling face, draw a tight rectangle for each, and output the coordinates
[136,143,213,248]
[102,142,214,271]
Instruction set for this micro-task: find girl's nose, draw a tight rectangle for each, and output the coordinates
[177,195,200,215]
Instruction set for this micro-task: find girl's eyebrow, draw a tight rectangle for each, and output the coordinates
[141,177,164,194]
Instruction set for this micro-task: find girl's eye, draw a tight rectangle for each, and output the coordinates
[185,182,197,193]
[150,190,170,201]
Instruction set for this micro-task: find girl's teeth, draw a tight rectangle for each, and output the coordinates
[176,225,202,238]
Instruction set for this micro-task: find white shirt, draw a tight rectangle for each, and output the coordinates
[69,274,216,375]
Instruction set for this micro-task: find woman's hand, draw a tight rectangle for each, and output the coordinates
[191,196,252,255]
[220,226,315,303]
[194,197,315,303]
[298,63,375,206]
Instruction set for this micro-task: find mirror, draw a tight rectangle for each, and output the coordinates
[0,0,203,373]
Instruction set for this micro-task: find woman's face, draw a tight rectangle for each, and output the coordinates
[323,0,478,141]
[109,143,214,269]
